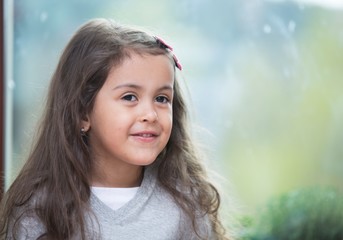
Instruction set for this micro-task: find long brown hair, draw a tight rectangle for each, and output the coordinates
[0,18,230,239]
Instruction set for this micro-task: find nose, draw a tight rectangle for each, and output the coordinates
[139,103,158,123]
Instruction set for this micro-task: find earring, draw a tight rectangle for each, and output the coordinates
[80,127,87,136]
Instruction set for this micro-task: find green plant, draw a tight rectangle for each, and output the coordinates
[240,187,343,240]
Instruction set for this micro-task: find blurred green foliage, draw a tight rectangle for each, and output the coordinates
[239,187,343,240]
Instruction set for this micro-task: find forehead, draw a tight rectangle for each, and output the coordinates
[105,53,175,88]
[124,48,175,67]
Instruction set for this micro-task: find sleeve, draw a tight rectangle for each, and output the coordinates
[7,211,46,240]
[179,213,216,240]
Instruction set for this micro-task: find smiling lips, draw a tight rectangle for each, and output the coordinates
[131,131,159,143]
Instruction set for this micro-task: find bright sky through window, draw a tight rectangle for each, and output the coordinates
[268,0,343,9]
[300,0,343,9]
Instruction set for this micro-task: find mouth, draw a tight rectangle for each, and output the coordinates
[131,132,159,142]
[132,132,158,138]
[133,133,157,138]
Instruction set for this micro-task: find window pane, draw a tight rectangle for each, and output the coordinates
[7,0,343,212]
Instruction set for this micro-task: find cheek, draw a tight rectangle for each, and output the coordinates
[165,113,173,136]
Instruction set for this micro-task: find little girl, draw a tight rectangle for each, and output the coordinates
[0,18,230,239]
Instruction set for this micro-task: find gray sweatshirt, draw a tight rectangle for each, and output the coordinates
[9,166,213,239]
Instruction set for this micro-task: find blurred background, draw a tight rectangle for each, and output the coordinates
[4,0,343,230]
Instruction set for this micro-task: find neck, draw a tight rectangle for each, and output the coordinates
[91,162,144,188]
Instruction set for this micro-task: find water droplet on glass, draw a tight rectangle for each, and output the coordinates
[283,67,290,78]
[263,24,272,34]
[288,20,296,33]
[40,12,48,22]
[8,79,15,89]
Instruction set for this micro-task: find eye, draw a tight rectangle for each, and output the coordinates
[155,95,169,103]
[122,94,138,102]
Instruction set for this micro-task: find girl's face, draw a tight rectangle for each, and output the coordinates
[84,53,174,170]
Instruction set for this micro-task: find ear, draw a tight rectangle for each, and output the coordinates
[81,116,91,132]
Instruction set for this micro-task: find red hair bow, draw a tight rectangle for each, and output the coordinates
[154,36,182,71]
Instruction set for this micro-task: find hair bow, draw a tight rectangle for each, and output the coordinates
[154,36,182,71]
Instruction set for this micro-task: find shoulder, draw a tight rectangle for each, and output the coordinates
[179,208,215,239]
[154,182,215,239]
[7,208,45,239]
[4,190,47,239]
[154,176,217,239]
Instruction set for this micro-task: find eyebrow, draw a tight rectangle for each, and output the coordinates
[112,83,173,91]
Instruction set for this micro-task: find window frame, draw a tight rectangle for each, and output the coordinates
[1,0,4,197]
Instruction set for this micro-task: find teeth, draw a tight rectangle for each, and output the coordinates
[140,134,153,137]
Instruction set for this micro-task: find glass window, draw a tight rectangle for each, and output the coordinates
[4,0,343,212]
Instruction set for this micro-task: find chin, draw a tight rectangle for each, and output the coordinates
[129,157,158,166]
